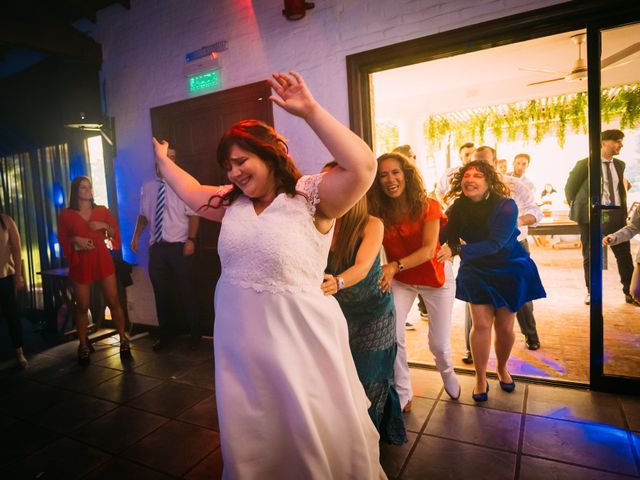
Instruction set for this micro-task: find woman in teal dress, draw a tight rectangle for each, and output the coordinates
[322,164,406,445]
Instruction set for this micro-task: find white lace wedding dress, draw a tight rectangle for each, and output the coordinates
[214,174,386,479]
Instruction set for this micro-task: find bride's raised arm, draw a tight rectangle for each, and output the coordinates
[152,137,229,222]
[268,71,376,220]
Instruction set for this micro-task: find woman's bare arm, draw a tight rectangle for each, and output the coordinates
[152,138,227,223]
[268,72,376,222]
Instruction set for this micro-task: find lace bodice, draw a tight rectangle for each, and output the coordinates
[218,174,332,294]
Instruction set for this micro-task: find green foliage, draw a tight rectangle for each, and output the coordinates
[375,121,399,155]
[423,83,640,149]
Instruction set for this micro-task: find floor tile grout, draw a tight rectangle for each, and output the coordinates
[513,383,530,480]
[396,386,444,479]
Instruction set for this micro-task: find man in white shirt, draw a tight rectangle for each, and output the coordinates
[131,148,202,350]
[436,142,475,206]
[508,153,536,196]
[565,129,637,306]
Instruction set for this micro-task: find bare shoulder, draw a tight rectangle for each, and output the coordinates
[365,215,384,238]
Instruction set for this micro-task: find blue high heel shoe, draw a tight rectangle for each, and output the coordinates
[498,373,516,393]
[472,380,489,402]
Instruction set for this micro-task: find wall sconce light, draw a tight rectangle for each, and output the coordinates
[282,0,314,21]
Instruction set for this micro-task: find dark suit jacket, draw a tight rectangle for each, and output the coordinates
[564,157,626,224]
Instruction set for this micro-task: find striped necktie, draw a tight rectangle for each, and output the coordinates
[604,161,616,206]
[154,180,166,243]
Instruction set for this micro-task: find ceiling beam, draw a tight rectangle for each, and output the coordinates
[0,15,101,65]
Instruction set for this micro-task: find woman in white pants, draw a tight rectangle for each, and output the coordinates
[368,152,460,412]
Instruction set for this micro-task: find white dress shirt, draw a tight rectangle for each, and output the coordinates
[140,178,195,245]
[601,158,621,206]
[500,174,543,242]
[508,173,535,196]
[437,166,460,203]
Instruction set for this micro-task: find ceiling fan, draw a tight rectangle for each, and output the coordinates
[521,33,640,86]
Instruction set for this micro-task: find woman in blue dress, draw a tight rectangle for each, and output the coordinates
[321,164,406,445]
[440,161,545,402]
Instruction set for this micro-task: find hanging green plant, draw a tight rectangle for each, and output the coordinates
[375,121,399,155]
[422,82,640,149]
[619,86,640,130]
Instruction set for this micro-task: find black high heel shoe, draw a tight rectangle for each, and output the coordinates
[472,380,489,402]
[78,345,91,366]
[119,337,132,359]
[498,372,516,393]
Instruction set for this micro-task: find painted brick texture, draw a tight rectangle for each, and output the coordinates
[91,0,564,266]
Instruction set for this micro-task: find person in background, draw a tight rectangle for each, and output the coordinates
[322,162,406,445]
[436,142,475,206]
[603,205,640,302]
[369,152,460,413]
[131,148,202,351]
[393,144,416,162]
[540,184,557,200]
[508,153,535,195]
[497,159,508,174]
[153,71,385,478]
[57,176,131,365]
[392,144,429,326]
[0,206,27,368]
[565,129,637,306]
[440,161,546,401]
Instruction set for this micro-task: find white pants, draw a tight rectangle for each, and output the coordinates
[392,261,456,408]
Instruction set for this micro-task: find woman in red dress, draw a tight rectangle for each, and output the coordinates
[57,176,131,365]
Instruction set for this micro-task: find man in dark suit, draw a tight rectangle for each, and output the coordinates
[565,129,638,306]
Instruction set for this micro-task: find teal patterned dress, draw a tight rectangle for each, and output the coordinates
[327,248,407,445]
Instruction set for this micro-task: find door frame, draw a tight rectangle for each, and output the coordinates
[586,20,640,394]
[346,0,640,392]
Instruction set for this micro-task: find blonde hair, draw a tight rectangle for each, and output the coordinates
[329,195,369,272]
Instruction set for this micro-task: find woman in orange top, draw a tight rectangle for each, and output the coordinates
[57,176,130,365]
[368,153,459,411]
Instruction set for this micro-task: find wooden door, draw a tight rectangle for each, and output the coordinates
[150,81,273,334]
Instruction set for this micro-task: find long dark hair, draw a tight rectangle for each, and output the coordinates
[208,120,302,207]
[68,176,96,211]
[368,152,428,227]
[444,161,510,204]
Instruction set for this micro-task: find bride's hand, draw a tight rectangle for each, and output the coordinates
[268,71,318,119]
[152,137,170,161]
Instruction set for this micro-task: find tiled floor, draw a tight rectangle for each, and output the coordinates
[1,335,638,479]
[407,242,640,383]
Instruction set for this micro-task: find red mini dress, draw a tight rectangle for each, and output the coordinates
[58,206,121,284]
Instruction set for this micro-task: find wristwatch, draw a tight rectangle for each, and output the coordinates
[335,276,345,291]
[396,260,405,272]
[187,236,197,243]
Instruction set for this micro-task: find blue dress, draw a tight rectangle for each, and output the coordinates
[445,194,546,311]
[327,249,407,445]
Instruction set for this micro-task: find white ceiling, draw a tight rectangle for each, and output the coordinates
[372,24,640,120]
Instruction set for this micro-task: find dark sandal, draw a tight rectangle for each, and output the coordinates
[119,340,132,359]
[78,346,91,366]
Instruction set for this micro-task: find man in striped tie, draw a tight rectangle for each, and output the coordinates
[131,148,203,350]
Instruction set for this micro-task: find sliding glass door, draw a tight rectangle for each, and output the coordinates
[588,22,640,393]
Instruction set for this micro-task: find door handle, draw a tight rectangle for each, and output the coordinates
[592,201,621,210]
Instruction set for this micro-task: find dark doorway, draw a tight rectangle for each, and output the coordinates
[150,81,273,334]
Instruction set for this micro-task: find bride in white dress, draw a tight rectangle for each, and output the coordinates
[153,71,386,479]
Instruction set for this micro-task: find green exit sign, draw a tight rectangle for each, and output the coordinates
[188,68,221,95]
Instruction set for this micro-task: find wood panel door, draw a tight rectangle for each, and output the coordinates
[150,81,273,334]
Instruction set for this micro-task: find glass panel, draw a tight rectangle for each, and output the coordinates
[371,29,596,383]
[87,135,109,207]
[600,23,640,379]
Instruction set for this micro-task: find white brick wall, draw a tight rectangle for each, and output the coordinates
[91,0,564,268]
